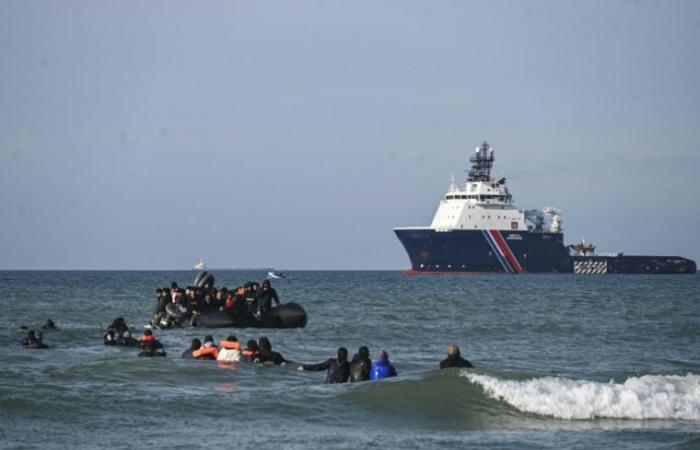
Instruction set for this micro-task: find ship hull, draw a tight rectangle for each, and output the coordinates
[394,228,572,273]
[573,255,696,274]
[395,228,697,274]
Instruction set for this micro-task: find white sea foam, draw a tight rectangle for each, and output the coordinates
[464,372,700,420]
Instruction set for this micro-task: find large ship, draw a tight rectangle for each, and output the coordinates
[394,142,696,275]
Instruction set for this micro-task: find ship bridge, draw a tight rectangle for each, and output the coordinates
[430,142,527,231]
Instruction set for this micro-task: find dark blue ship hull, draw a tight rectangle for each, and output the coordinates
[394,228,572,273]
[395,228,697,274]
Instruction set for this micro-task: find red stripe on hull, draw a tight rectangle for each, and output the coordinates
[489,230,523,273]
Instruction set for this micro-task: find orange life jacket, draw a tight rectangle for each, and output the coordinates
[140,335,156,342]
[192,346,219,359]
[242,349,259,358]
[220,340,241,350]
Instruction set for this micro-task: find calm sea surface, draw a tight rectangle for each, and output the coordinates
[1,270,698,449]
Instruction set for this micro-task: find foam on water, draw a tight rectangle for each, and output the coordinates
[464,372,700,420]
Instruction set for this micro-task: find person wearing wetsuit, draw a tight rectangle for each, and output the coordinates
[298,347,350,384]
[255,280,280,319]
[42,319,57,330]
[439,345,473,369]
[370,350,397,380]
[350,346,372,382]
[181,338,202,359]
[257,337,287,365]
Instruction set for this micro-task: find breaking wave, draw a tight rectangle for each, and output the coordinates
[464,372,700,420]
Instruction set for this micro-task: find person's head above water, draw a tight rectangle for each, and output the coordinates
[447,345,461,358]
[258,336,271,352]
[378,350,388,361]
[226,335,237,342]
[203,335,214,347]
[143,329,152,337]
[337,347,348,362]
[358,346,369,359]
[262,280,271,288]
[191,338,201,350]
[43,319,56,329]
[246,339,258,351]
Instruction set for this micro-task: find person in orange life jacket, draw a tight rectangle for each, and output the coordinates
[217,335,241,362]
[138,329,163,350]
[192,335,219,360]
[298,347,350,384]
[255,280,280,319]
[257,336,287,365]
[370,350,397,380]
[182,338,202,359]
[241,339,259,362]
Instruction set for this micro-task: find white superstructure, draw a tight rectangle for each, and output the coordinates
[412,142,562,233]
[430,142,527,231]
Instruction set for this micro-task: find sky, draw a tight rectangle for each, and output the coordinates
[1,0,699,270]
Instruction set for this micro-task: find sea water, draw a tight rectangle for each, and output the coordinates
[0,271,698,449]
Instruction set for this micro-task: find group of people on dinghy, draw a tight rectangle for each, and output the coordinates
[150,272,306,329]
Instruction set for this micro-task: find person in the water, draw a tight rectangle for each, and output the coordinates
[181,338,202,359]
[255,280,280,319]
[298,347,350,384]
[257,337,287,365]
[117,330,139,347]
[104,329,118,346]
[138,329,163,350]
[241,339,259,362]
[22,330,48,349]
[192,335,219,360]
[370,350,397,380]
[349,346,372,382]
[217,335,241,362]
[138,341,166,357]
[42,319,57,330]
[108,317,130,334]
[439,345,473,369]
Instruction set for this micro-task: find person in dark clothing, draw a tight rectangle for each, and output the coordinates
[298,347,350,384]
[255,280,280,319]
[257,336,287,365]
[181,338,202,358]
[42,319,57,330]
[116,330,139,347]
[349,346,372,382]
[33,331,49,349]
[138,329,164,350]
[138,341,166,357]
[103,329,118,346]
[439,345,473,369]
[242,339,259,362]
[22,330,38,347]
[108,318,130,334]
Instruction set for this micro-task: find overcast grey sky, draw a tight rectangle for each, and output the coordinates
[1,0,699,270]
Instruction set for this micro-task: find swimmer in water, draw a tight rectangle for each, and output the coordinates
[298,347,350,384]
[439,345,473,369]
[349,346,372,382]
[369,350,397,380]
